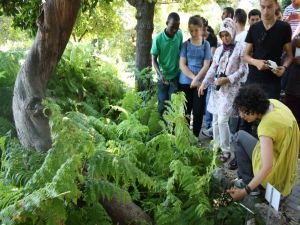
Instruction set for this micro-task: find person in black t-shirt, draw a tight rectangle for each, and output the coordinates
[205,26,218,56]
[244,0,293,100]
[229,0,294,171]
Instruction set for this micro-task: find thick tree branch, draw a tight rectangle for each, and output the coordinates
[101,197,153,225]
[13,0,81,151]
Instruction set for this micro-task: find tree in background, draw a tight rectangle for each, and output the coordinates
[127,0,155,91]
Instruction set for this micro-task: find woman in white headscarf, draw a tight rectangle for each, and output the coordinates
[199,18,248,162]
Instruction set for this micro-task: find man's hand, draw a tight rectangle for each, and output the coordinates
[215,77,229,86]
[226,187,247,201]
[254,59,269,71]
[159,73,169,84]
[286,13,300,22]
[190,77,201,88]
[198,83,206,96]
[272,66,286,77]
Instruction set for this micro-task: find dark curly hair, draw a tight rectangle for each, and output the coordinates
[233,85,270,115]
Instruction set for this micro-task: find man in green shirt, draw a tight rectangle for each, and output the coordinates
[151,12,183,115]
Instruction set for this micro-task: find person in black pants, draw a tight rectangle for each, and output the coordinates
[229,0,293,170]
[179,16,211,137]
[244,0,293,99]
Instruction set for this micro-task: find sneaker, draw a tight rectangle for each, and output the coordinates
[201,127,213,138]
[228,157,238,170]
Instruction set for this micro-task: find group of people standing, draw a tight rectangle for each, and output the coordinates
[151,0,300,202]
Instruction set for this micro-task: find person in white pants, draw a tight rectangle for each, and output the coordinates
[199,18,247,162]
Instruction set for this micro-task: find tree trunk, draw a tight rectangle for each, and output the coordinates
[12,0,80,151]
[11,0,153,223]
[127,0,155,91]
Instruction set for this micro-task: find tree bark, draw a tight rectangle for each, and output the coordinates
[12,0,80,151]
[127,0,155,91]
[101,196,153,225]
[11,1,154,223]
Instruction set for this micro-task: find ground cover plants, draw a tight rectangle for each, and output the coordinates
[0,44,247,224]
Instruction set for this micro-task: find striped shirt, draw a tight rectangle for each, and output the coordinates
[283,4,300,34]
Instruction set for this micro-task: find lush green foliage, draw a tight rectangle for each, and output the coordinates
[0,37,249,224]
[0,16,29,44]
[0,43,123,135]
[280,0,290,9]
[72,0,123,42]
[0,0,121,40]
[46,43,125,115]
[0,88,247,224]
[0,50,27,136]
[0,0,40,36]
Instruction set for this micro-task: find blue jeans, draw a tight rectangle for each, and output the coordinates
[157,78,178,116]
[205,86,213,129]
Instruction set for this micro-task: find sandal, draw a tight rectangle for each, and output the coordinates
[219,152,231,163]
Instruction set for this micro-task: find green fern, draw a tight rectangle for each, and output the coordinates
[0,180,23,211]
[163,92,198,151]
[120,90,143,115]
[66,202,113,225]
[0,86,244,224]
[47,43,125,114]
[1,135,45,187]
[85,178,131,204]
[88,149,154,191]
[116,115,149,141]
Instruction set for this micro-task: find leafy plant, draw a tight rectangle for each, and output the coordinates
[0,50,27,135]
[46,43,125,115]
[0,80,247,224]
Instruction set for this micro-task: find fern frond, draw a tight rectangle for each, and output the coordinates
[120,90,143,114]
[88,149,154,191]
[0,181,23,210]
[85,178,131,204]
[162,93,198,151]
[145,133,175,176]
[116,115,149,141]
[66,202,113,225]
[1,136,45,187]
[25,103,95,191]
[88,116,118,141]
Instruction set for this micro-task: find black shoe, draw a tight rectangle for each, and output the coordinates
[228,157,237,170]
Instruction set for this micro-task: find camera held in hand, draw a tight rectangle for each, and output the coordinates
[215,72,227,91]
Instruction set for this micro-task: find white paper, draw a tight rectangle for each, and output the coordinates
[266,60,278,70]
[265,183,281,211]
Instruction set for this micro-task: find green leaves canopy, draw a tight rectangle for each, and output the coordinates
[0,0,119,40]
